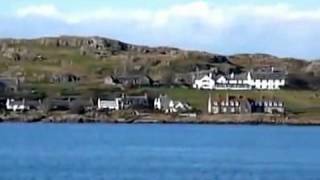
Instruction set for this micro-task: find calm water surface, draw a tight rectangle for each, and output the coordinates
[0,124,320,180]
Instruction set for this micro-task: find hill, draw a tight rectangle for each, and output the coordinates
[0,35,319,94]
[0,36,320,117]
[0,36,235,93]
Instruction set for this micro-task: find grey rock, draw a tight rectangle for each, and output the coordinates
[50,73,81,83]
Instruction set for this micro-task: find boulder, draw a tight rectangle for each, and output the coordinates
[2,48,20,61]
[50,73,81,83]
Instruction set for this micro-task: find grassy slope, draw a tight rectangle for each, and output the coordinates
[1,42,320,117]
[0,44,122,96]
[143,87,320,117]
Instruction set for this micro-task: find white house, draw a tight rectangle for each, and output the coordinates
[154,95,192,113]
[97,98,122,111]
[6,99,30,112]
[193,74,215,90]
[193,69,286,91]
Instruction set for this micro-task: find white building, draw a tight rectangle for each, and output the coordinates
[193,70,286,90]
[6,99,30,112]
[97,98,122,111]
[193,74,216,90]
[154,95,192,113]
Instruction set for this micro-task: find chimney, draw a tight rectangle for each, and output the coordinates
[230,73,234,79]
[226,93,229,106]
[196,66,200,78]
[208,93,212,114]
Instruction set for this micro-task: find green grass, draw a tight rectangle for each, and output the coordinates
[142,87,320,115]
[0,45,122,83]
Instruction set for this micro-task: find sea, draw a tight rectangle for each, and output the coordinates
[0,123,319,180]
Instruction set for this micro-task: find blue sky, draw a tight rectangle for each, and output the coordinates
[1,0,320,59]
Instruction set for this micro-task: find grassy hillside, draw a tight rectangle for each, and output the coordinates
[0,36,236,96]
[0,36,320,116]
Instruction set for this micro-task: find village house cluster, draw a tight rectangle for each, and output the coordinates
[0,64,288,116]
[103,66,287,91]
[193,67,286,90]
[2,93,193,115]
[2,92,286,117]
[208,95,285,115]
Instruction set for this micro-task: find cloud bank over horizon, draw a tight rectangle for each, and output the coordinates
[1,1,320,59]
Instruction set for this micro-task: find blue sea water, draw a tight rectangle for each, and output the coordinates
[0,124,320,180]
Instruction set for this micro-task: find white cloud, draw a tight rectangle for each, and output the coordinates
[16,4,60,18]
[11,1,320,59]
[15,2,320,26]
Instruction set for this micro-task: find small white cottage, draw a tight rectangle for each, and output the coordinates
[97,98,122,111]
[154,95,192,113]
[6,99,30,112]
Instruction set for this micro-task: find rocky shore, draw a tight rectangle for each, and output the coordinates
[0,113,319,126]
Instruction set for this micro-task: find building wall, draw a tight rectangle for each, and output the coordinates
[209,98,283,115]
[253,79,286,90]
[98,98,121,110]
[193,75,215,90]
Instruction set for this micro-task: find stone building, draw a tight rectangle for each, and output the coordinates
[208,95,285,114]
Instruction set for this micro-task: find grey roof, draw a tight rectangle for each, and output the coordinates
[0,78,16,87]
[99,97,118,101]
[124,95,148,101]
[24,100,41,107]
[215,71,286,81]
[113,75,153,85]
[9,100,25,106]
[116,75,151,81]
[225,73,248,80]
[49,99,70,106]
[251,71,286,80]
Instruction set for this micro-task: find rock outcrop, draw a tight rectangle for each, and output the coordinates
[50,73,81,84]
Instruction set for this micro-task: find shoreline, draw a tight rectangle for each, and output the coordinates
[0,113,319,126]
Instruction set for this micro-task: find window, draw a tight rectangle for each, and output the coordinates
[269,101,273,107]
[223,107,227,113]
[235,101,239,106]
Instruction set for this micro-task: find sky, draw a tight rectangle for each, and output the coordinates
[0,0,320,59]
